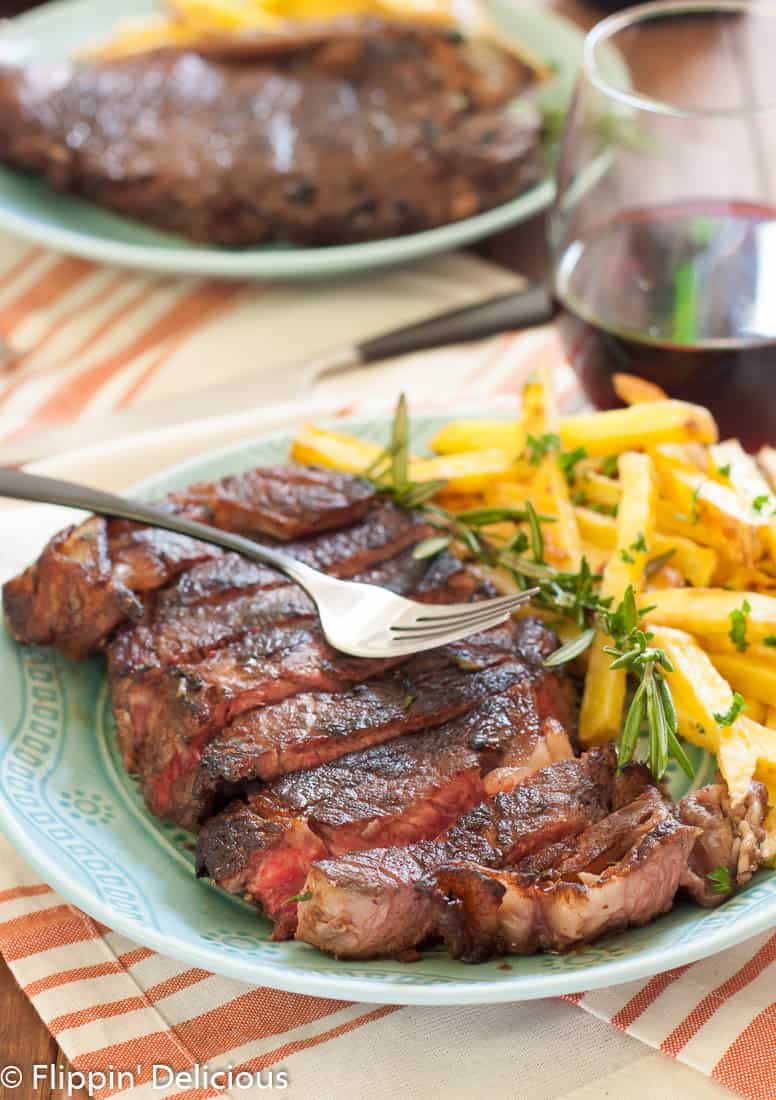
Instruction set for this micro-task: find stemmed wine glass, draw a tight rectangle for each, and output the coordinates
[549,0,776,449]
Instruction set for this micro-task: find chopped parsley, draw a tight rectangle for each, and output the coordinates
[558,445,588,486]
[690,484,702,524]
[729,599,752,653]
[403,692,417,710]
[765,635,776,647]
[282,890,312,905]
[600,454,619,478]
[631,532,649,553]
[717,463,731,479]
[524,432,561,465]
[713,691,745,727]
[752,494,771,513]
[620,549,635,564]
[707,866,732,895]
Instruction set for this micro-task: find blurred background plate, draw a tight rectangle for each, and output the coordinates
[0,409,774,1007]
[0,0,584,279]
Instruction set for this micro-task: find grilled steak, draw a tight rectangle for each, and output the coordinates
[432,790,700,960]
[295,749,615,959]
[0,19,542,247]
[196,680,574,937]
[190,618,572,824]
[2,471,411,658]
[677,780,768,906]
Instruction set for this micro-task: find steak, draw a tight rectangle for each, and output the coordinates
[196,681,574,937]
[0,18,542,247]
[2,470,411,658]
[677,780,768,906]
[295,749,615,959]
[190,618,571,824]
[432,790,700,961]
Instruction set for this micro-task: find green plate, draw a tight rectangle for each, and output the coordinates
[0,0,584,279]
[0,413,774,1006]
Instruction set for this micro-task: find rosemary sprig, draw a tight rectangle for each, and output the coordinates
[364,396,691,783]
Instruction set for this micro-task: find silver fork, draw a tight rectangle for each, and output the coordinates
[0,468,538,659]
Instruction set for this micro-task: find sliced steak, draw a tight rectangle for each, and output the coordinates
[432,790,700,961]
[295,748,615,959]
[2,517,144,659]
[0,19,541,247]
[677,781,768,906]
[196,680,573,937]
[3,470,416,658]
[170,465,375,540]
[192,618,569,821]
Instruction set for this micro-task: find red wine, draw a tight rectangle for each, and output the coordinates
[554,200,776,450]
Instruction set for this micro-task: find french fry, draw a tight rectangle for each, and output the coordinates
[529,369,582,569]
[711,439,776,564]
[644,589,776,646]
[652,450,760,566]
[559,400,718,457]
[647,626,730,755]
[758,445,776,492]
[291,424,383,473]
[410,450,519,494]
[706,653,776,708]
[429,400,717,462]
[699,633,776,664]
[743,699,767,725]
[612,372,669,405]
[430,419,523,456]
[579,451,656,746]
[576,471,621,511]
[574,507,717,587]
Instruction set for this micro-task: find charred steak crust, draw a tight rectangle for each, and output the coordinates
[294,749,616,959]
[0,19,542,247]
[2,466,390,658]
[195,680,574,935]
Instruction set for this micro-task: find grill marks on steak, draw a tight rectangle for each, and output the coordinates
[432,790,701,961]
[191,620,568,820]
[295,749,615,959]
[0,19,541,247]
[2,465,381,657]
[194,677,567,937]
[196,681,574,937]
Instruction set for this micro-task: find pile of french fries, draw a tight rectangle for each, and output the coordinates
[88,0,465,58]
[291,371,776,860]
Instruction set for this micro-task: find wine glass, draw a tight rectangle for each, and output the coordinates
[549,0,776,449]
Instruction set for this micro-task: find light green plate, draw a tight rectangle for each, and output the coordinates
[0,0,584,279]
[0,413,774,1006]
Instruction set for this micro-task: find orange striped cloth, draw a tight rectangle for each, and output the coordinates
[0,236,774,1100]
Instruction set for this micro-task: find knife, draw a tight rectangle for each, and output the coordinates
[0,281,552,466]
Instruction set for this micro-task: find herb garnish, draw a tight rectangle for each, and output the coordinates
[524,432,561,465]
[558,446,588,486]
[601,454,619,478]
[717,463,731,479]
[713,691,745,727]
[282,890,312,905]
[364,397,689,783]
[765,635,776,647]
[752,494,770,513]
[729,599,751,653]
[707,866,732,895]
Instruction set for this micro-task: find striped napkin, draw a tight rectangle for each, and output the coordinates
[0,235,774,1100]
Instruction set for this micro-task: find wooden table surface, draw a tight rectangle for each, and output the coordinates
[0,1,672,1097]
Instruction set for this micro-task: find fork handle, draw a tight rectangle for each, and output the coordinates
[0,467,315,587]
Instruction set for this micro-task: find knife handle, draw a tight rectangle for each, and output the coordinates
[357,283,553,364]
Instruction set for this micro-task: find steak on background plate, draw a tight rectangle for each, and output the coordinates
[0,17,544,247]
